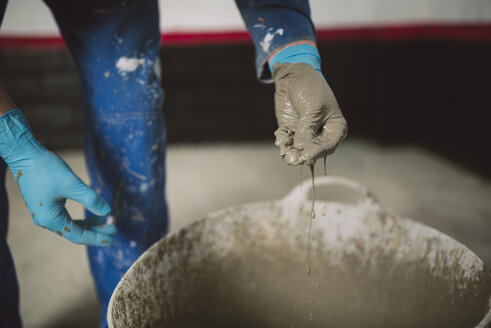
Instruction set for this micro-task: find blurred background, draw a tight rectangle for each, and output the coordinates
[0,0,490,327]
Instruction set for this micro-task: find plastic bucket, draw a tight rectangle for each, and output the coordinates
[108,176,491,328]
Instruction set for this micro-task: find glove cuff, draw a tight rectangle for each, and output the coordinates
[269,44,322,75]
[0,108,43,164]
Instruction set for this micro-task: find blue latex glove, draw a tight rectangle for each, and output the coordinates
[269,44,348,166]
[0,108,116,246]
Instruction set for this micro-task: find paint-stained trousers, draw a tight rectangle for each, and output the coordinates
[0,1,169,327]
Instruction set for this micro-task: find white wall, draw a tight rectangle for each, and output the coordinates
[1,0,490,36]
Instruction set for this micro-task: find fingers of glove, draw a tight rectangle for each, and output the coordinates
[293,123,317,151]
[300,143,326,166]
[290,74,329,151]
[77,215,117,235]
[41,208,114,246]
[66,217,114,247]
[300,117,348,165]
[65,177,111,216]
[90,224,117,235]
[291,91,327,151]
[290,90,326,151]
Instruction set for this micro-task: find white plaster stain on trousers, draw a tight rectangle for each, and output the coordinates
[116,56,146,77]
[260,28,284,52]
[140,182,149,193]
[153,57,162,80]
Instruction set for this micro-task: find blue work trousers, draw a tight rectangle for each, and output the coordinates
[0,1,168,327]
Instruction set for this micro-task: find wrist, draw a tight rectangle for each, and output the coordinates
[0,83,16,116]
[268,43,322,75]
[0,108,43,163]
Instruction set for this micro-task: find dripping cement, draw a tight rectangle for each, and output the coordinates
[306,164,316,275]
[306,158,327,275]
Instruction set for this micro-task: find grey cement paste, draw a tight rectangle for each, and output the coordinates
[109,177,491,328]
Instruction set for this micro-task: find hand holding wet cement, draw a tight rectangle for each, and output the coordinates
[0,109,116,246]
[270,45,347,165]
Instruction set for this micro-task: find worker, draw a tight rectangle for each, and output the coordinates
[0,0,347,327]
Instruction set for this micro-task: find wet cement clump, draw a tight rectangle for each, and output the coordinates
[110,202,491,328]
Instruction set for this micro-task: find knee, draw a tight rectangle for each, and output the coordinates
[84,55,164,115]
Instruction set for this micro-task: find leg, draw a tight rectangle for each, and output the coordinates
[43,1,168,326]
[0,159,22,328]
[0,4,22,326]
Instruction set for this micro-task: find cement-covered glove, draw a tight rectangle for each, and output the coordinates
[0,108,115,246]
[270,44,347,166]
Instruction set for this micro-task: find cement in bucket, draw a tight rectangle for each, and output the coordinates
[108,176,491,328]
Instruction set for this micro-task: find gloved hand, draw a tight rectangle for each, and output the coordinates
[0,108,116,246]
[270,44,347,166]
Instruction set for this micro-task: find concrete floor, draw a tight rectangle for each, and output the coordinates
[6,139,491,327]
